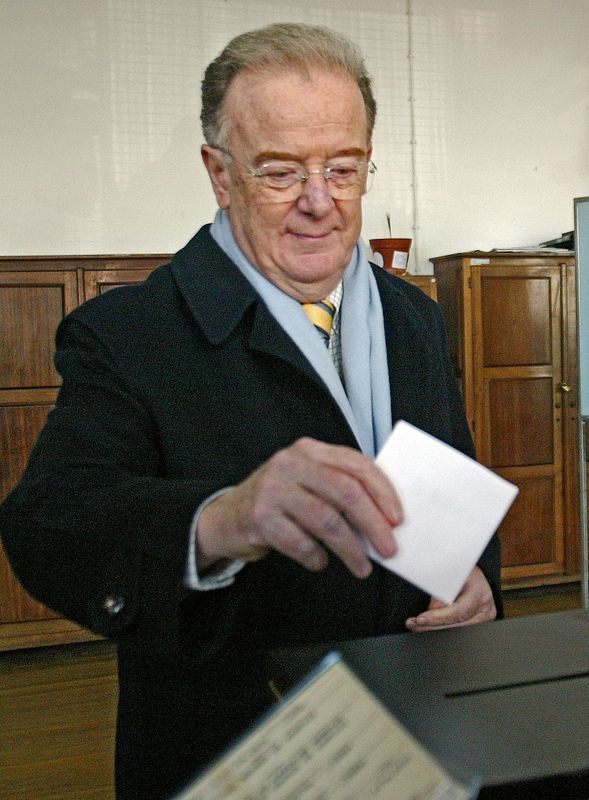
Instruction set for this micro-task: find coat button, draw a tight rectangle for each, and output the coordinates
[103,595,125,616]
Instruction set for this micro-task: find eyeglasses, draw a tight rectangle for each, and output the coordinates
[213,147,377,202]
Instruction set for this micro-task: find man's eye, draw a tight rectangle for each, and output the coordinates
[263,166,298,182]
[329,165,358,180]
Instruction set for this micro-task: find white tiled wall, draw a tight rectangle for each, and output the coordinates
[2,0,588,272]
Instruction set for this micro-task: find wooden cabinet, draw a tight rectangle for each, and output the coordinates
[0,255,169,650]
[431,252,580,588]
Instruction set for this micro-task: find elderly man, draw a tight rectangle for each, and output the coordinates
[0,22,501,800]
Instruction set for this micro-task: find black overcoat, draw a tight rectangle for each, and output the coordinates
[0,226,502,799]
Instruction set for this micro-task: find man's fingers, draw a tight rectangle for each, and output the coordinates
[405,568,496,632]
[298,439,404,526]
[406,606,489,632]
[290,439,401,559]
[262,512,330,573]
[197,437,403,577]
[283,491,373,578]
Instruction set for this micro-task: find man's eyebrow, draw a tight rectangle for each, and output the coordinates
[254,151,299,163]
[329,147,368,159]
[253,147,368,164]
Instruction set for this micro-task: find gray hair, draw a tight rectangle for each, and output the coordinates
[201,22,377,148]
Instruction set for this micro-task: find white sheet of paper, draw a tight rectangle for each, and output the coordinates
[370,421,518,604]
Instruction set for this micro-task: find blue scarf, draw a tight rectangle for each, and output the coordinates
[210,209,391,457]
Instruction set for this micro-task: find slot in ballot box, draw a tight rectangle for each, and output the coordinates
[270,609,589,799]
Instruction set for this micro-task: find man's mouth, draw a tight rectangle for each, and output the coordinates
[289,230,333,241]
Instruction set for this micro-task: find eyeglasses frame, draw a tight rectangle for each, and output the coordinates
[209,146,377,200]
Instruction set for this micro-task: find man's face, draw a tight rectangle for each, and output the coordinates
[202,67,371,302]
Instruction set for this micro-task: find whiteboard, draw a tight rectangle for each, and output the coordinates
[2,0,589,262]
[576,197,589,418]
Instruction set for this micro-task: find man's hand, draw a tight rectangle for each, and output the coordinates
[196,437,403,578]
[405,566,496,632]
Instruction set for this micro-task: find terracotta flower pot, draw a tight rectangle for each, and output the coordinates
[369,238,412,276]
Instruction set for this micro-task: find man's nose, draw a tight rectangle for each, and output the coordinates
[296,173,335,215]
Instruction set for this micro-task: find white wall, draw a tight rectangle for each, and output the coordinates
[2,0,588,272]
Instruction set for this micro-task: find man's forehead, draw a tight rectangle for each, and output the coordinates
[226,66,362,111]
[223,66,369,146]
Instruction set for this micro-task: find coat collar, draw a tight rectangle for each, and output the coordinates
[172,226,427,341]
[170,225,256,345]
[170,225,324,378]
[171,225,436,426]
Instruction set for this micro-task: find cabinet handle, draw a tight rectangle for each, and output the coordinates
[559,382,572,393]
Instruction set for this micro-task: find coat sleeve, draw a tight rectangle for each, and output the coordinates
[0,315,241,658]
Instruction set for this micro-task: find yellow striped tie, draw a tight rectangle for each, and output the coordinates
[301,299,336,346]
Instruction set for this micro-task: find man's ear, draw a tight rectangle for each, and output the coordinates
[201,145,231,209]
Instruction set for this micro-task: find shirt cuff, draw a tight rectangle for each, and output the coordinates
[185,487,246,591]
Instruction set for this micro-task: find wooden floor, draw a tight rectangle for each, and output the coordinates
[0,640,118,800]
[0,583,583,800]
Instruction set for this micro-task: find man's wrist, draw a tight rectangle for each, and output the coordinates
[186,488,245,590]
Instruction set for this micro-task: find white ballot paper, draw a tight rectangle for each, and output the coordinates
[371,421,518,604]
[176,653,479,800]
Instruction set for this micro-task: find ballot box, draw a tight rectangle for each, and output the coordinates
[270,609,589,799]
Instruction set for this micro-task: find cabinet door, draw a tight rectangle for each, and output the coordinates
[561,263,581,575]
[0,261,165,648]
[471,265,566,581]
[0,271,79,625]
[0,403,56,623]
[0,271,79,390]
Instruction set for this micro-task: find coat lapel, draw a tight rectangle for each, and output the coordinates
[171,225,345,395]
[171,227,437,445]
